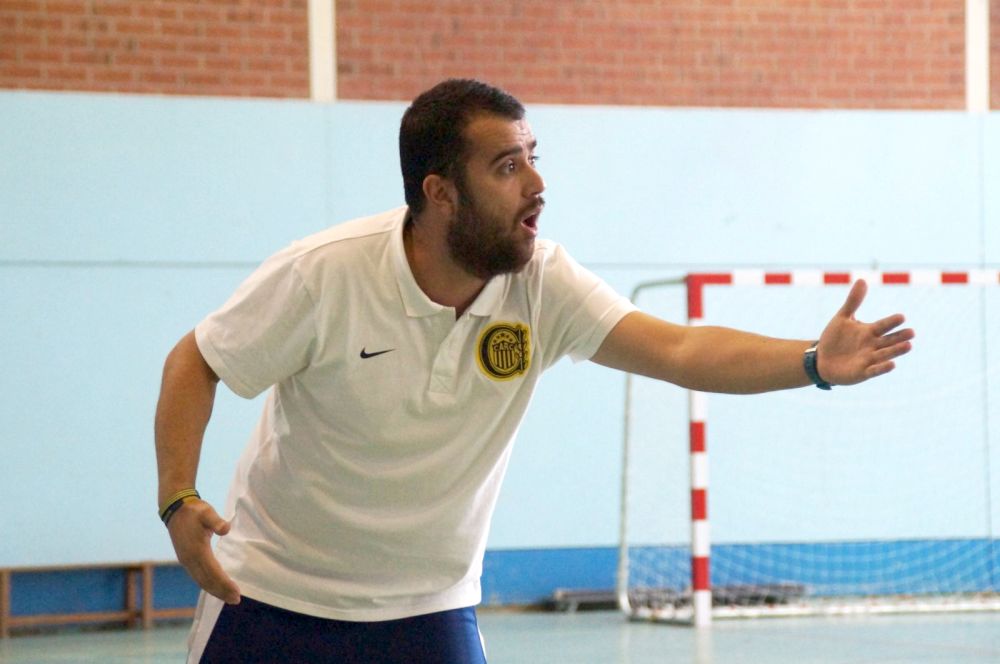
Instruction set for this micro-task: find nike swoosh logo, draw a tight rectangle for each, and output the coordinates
[360,347,395,359]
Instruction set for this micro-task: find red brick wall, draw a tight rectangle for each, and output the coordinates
[0,0,995,109]
[337,0,968,109]
[0,0,309,97]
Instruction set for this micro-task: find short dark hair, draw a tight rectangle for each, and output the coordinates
[399,79,525,216]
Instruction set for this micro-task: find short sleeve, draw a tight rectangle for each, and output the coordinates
[195,249,318,399]
[536,244,637,367]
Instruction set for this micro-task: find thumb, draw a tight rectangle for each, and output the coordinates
[837,279,867,319]
[198,503,231,536]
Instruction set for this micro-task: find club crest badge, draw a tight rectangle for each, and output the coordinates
[477,322,531,381]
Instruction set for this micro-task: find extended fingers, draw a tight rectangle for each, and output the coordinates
[871,313,908,337]
[874,326,915,349]
[864,360,896,379]
[872,338,913,363]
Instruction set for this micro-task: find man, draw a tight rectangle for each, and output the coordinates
[155,79,914,663]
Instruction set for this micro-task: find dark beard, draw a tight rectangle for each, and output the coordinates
[447,178,538,279]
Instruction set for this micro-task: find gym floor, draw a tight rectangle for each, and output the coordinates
[2,609,1000,663]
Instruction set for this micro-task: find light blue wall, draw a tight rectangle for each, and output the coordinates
[0,91,996,566]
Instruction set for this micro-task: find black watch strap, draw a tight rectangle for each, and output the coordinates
[803,342,832,390]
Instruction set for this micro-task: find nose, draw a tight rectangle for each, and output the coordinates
[524,162,545,198]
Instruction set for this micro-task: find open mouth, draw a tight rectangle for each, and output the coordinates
[520,206,543,234]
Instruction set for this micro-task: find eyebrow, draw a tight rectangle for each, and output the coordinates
[488,139,538,166]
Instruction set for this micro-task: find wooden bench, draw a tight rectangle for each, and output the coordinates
[0,561,195,638]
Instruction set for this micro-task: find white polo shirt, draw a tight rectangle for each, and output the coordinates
[195,206,637,621]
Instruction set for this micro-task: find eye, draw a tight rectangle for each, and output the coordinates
[498,154,540,175]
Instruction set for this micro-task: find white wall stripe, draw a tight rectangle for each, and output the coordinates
[308,0,336,102]
[966,0,990,113]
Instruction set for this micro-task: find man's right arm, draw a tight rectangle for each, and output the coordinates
[154,330,241,605]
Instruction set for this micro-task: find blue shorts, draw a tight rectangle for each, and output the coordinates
[189,594,487,664]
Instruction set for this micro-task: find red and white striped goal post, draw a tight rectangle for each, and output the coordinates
[683,268,1000,626]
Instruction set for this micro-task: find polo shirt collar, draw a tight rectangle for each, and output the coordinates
[467,273,507,317]
[392,208,508,318]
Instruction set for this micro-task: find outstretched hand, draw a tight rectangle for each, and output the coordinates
[815,280,915,386]
[167,500,242,605]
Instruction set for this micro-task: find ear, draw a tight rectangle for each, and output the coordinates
[422,174,458,217]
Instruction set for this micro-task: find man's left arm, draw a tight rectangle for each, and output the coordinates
[590,279,914,394]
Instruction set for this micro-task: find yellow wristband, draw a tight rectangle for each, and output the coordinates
[158,488,201,522]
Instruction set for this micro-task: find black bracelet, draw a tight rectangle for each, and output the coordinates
[803,342,832,390]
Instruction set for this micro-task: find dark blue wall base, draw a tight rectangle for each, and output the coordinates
[482,547,619,606]
[6,539,999,619]
[7,564,201,616]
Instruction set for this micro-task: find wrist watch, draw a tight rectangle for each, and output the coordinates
[803,342,832,390]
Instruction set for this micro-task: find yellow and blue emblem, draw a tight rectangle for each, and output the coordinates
[477,322,531,381]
